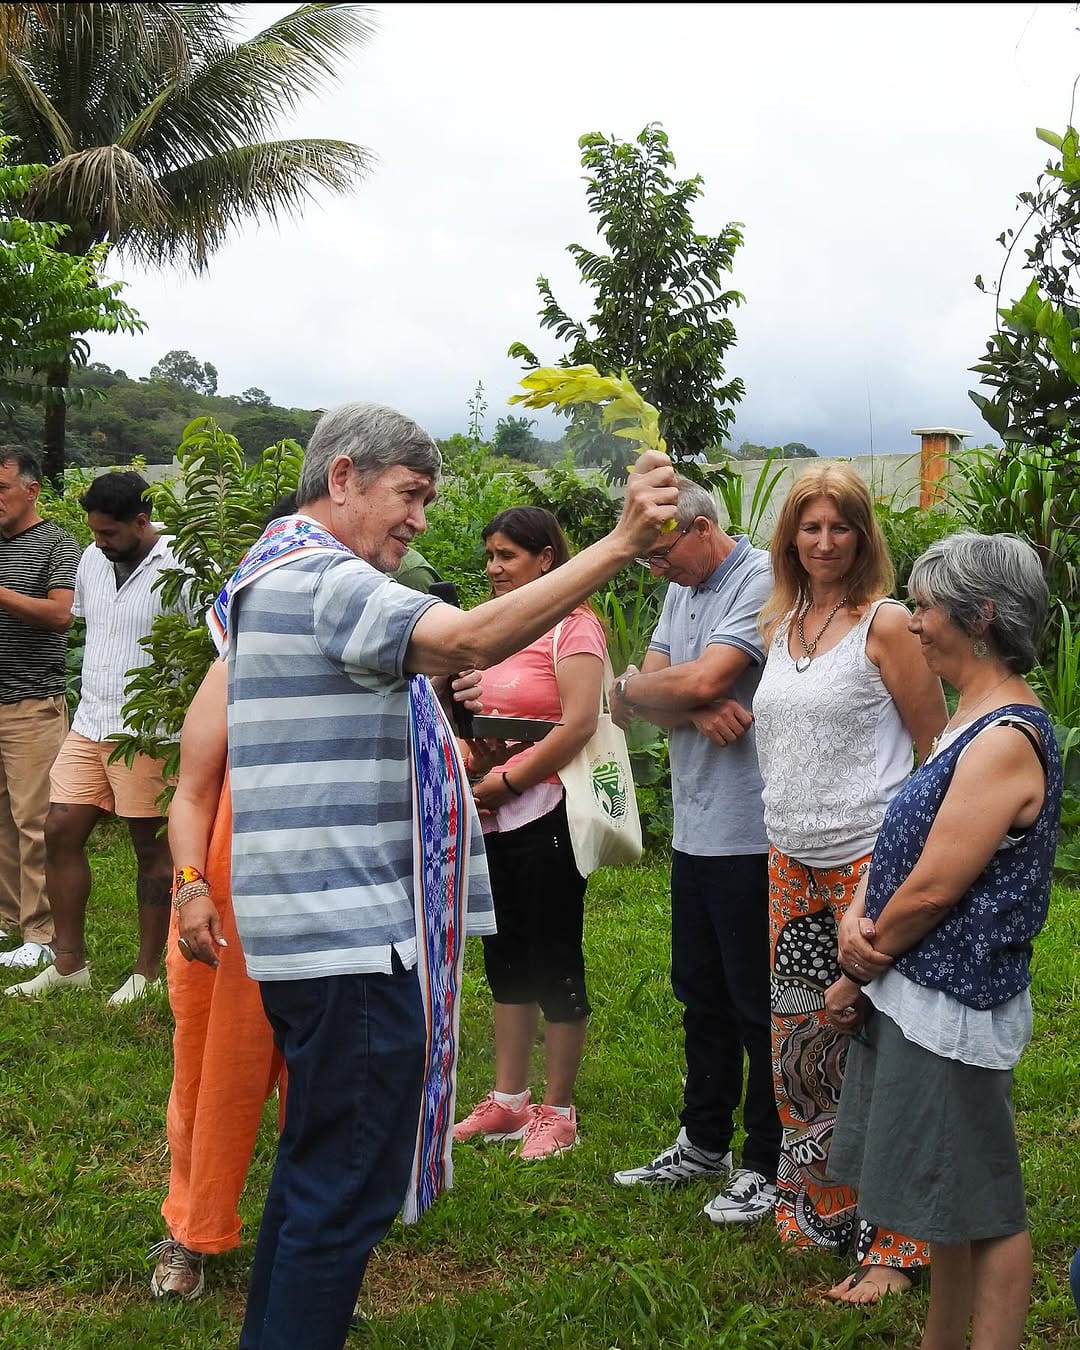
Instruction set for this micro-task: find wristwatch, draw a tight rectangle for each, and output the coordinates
[612,672,634,703]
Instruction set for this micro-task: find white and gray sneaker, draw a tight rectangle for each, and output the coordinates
[0,941,53,969]
[702,1168,777,1224]
[613,1128,732,1188]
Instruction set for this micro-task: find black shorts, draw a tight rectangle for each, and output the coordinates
[481,797,590,1022]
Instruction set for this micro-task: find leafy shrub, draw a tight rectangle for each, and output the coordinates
[421,438,517,606]
[872,497,961,597]
[947,442,1080,650]
[113,418,303,783]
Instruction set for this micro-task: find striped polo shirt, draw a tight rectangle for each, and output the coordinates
[0,519,80,704]
[227,550,457,981]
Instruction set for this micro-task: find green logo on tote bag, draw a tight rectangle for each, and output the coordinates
[591,758,628,821]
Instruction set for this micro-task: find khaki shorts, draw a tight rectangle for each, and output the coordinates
[50,731,169,819]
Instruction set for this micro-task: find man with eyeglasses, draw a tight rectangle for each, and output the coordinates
[610,477,781,1228]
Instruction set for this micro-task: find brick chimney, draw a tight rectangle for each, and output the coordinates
[911,427,972,507]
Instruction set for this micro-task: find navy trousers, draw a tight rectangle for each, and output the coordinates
[670,850,781,1180]
[239,962,426,1350]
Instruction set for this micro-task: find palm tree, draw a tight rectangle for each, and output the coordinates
[0,3,376,478]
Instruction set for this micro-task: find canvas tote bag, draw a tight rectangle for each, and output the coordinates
[552,620,643,877]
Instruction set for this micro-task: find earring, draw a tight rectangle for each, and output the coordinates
[972,638,989,659]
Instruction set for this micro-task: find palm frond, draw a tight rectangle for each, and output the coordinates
[0,51,74,157]
[127,4,377,167]
[25,145,169,239]
[2,4,198,155]
[123,137,374,270]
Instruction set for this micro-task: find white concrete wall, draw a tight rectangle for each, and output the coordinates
[712,452,927,540]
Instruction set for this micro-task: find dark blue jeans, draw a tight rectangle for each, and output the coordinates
[239,963,426,1350]
[670,850,781,1180]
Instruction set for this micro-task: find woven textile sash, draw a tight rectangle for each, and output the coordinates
[404,676,471,1221]
[208,513,347,651]
[209,513,474,1222]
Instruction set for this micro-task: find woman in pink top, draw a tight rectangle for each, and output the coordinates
[453,508,606,1161]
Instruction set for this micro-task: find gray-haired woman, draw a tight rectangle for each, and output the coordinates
[825,532,1063,1350]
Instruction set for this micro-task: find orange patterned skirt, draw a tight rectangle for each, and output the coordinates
[769,847,929,1271]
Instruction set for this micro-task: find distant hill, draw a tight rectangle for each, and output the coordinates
[4,359,322,466]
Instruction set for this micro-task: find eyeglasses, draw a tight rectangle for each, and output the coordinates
[636,525,692,570]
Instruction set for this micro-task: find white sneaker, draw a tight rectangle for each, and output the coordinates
[702,1168,777,1224]
[0,941,53,969]
[107,972,158,1006]
[613,1129,732,1187]
[6,962,91,997]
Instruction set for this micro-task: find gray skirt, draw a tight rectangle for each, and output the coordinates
[829,1007,1027,1244]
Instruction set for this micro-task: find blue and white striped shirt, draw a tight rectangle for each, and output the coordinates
[226,550,491,981]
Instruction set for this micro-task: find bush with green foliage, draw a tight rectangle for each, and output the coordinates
[946,441,1080,652]
[872,497,961,598]
[113,419,303,784]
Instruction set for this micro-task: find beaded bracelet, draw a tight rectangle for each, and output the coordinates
[173,879,211,912]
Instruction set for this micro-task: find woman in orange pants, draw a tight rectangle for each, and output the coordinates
[149,659,286,1299]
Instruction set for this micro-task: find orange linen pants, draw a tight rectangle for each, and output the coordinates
[769,847,929,1272]
[163,783,286,1254]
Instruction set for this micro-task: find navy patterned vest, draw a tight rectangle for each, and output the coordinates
[863,705,1062,1011]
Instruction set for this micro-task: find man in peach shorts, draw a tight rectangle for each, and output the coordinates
[8,472,190,1006]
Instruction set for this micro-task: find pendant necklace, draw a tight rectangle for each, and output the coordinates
[794,595,848,673]
[928,673,1015,757]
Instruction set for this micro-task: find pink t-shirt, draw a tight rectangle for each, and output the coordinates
[479,608,606,831]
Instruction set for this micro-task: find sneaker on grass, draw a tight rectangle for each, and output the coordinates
[613,1128,732,1188]
[518,1104,577,1160]
[702,1168,777,1225]
[453,1092,532,1143]
[148,1238,205,1299]
[0,941,52,969]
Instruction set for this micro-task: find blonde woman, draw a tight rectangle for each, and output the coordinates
[752,464,946,1303]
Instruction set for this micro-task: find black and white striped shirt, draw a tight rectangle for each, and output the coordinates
[0,520,80,704]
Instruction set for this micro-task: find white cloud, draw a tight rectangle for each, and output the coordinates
[92,1,1080,455]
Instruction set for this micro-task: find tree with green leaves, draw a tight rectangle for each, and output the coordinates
[232,407,315,458]
[149,349,218,396]
[510,123,744,477]
[493,414,540,461]
[0,135,142,421]
[0,2,375,479]
[970,125,1080,446]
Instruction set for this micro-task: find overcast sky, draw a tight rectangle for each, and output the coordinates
[90,2,1080,457]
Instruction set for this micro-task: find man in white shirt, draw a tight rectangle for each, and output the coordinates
[8,473,185,1005]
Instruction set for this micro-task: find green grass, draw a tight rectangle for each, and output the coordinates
[1,822,1079,1346]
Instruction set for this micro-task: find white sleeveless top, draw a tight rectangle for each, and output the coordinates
[752,599,913,867]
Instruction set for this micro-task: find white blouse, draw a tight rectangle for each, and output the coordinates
[753,599,913,867]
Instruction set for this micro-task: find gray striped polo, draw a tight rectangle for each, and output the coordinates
[227,550,453,981]
[0,519,79,703]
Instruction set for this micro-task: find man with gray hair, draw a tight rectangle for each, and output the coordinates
[610,477,782,1226]
[0,447,79,970]
[189,400,677,1350]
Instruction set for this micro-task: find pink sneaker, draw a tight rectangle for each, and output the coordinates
[453,1092,532,1143]
[518,1104,578,1160]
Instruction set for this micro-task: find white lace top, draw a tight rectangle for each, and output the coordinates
[752,599,913,867]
